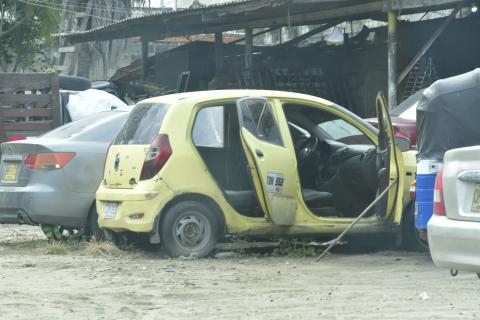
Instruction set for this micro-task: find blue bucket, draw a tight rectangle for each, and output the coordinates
[415,161,442,230]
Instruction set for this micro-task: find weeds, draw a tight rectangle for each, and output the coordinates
[271,238,325,257]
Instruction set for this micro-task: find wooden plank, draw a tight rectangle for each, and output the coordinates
[0,94,51,106]
[58,46,76,53]
[49,73,61,127]
[0,122,55,131]
[0,108,53,118]
[0,73,56,90]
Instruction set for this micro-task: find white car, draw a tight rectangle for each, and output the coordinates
[428,146,480,277]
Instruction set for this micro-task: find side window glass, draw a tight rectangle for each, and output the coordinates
[193,106,224,148]
[318,118,373,145]
[237,98,283,146]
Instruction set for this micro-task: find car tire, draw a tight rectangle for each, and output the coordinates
[402,201,429,252]
[160,201,219,258]
[85,206,104,241]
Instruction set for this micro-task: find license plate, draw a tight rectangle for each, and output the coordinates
[3,163,20,181]
[103,202,118,219]
[472,185,480,212]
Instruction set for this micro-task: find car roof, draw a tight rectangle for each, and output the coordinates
[138,90,336,107]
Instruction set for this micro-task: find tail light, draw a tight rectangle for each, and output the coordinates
[433,170,445,216]
[24,152,76,170]
[7,135,27,142]
[409,180,416,200]
[140,134,172,180]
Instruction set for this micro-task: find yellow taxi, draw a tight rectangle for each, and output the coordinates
[97,90,416,257]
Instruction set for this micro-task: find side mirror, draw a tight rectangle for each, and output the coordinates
[394,136,411,152]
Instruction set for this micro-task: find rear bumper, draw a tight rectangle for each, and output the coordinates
[0,184,92,227]
[428,214,480,272]
[96,180,174,233]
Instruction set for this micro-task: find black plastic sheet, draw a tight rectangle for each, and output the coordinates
[417,68,480,161]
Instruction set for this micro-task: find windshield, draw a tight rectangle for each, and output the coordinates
[42,111,121,139]
[114,103,169,145]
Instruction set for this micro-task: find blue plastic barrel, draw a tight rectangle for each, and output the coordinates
[415,160,442,230]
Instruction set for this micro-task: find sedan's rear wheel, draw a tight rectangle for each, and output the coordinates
[160,201,219,258]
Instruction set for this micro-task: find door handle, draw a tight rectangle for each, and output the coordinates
[255,149,264,157]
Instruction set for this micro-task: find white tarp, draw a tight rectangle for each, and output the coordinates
[66,89,127,121]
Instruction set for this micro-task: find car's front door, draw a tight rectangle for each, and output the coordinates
[376,93,404,221]
[236,97,298,225]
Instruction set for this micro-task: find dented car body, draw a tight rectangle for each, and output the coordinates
[97,90,410,257]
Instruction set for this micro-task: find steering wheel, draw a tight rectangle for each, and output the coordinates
[298,135,319,164]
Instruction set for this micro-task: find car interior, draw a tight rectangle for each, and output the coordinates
[282,103,379,217]
[193,101,385,219]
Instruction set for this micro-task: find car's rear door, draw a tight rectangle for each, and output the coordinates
[235,97,298,225]
[375,93,404,221]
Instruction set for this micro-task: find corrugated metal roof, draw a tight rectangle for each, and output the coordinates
[55,0,259,38]
[56,0,468,43]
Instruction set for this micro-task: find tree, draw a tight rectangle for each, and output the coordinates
[0,0,60,71]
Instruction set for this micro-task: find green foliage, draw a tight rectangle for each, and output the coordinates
[0,0,60,71]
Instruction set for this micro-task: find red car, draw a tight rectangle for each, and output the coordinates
[366,90,421,149]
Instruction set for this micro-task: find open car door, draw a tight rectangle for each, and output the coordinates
[375,93,404,220]
[236,97,298,225]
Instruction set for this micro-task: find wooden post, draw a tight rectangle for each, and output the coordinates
[245,28,253,87]
[214,32,224,74]
[387,6,398,109]
[141,39,149,81]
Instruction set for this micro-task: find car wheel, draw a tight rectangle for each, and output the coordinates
[85,206,104,241]
[160,201,219,258]
[402,201,429,252]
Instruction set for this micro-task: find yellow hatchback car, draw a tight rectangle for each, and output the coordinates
[97,90,413,257]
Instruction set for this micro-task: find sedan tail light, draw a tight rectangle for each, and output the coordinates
[140,134,172,180]
[433,170,445,216]
[7,135,27,142]
[24,152,76,170]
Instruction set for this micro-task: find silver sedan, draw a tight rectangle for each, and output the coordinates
[428,145,480,276]
[0,109,130,238]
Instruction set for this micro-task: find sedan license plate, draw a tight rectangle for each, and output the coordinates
[472,185,480,212]
[103,202,118,219]
[3,163,20,181]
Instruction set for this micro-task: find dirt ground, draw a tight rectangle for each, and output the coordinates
[0,224,479,320]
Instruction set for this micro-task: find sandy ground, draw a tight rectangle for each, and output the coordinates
[0,224,479,320]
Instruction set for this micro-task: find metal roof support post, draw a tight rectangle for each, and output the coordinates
[141,39,149,81]
[215,32,224,75]
[387,4,398,110]
[245,28,254,88]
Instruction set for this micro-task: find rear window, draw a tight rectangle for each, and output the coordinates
[114,103,169,145]
[42,111,120,139]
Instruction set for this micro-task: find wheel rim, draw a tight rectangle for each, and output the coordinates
[173,212,211,250]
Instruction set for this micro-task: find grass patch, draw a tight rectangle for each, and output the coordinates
[79,240,125,256]
[271,238,325,257]
[44,241,72,255]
